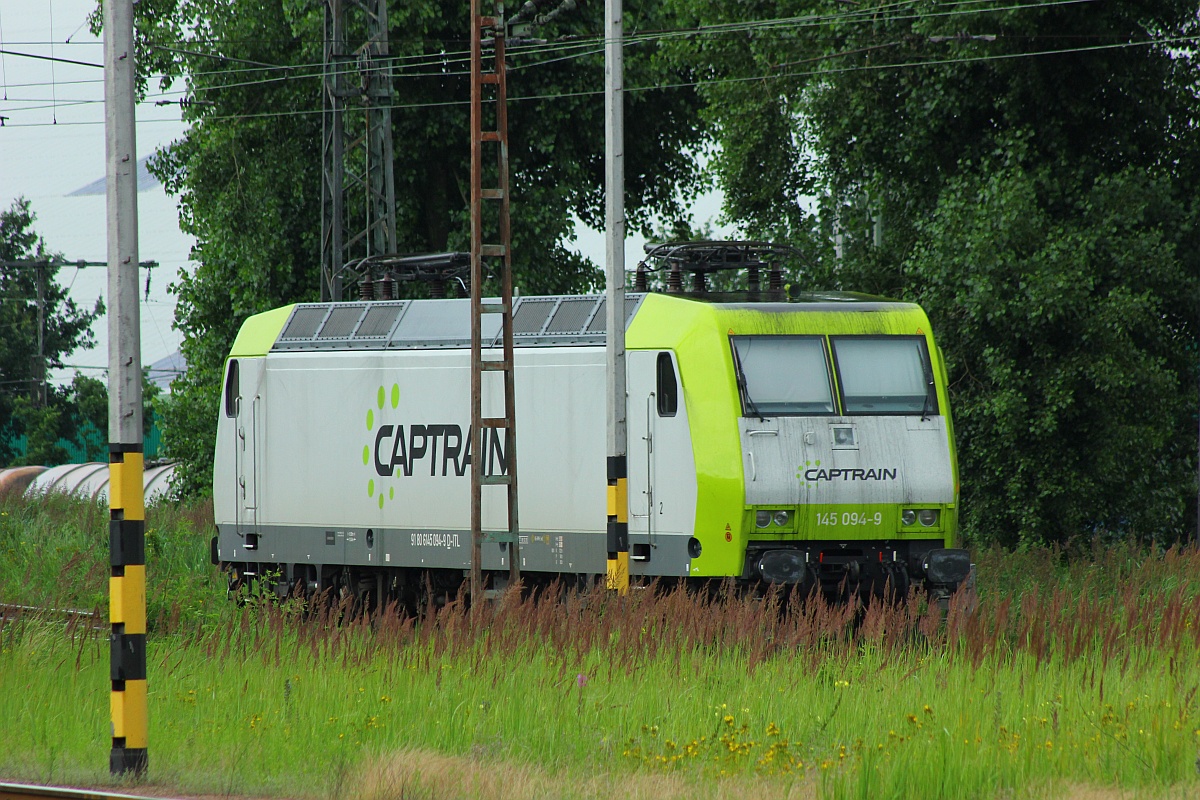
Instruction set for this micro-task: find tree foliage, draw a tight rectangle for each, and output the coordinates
[8,374,110,466]
[905,162,1196,543]
[0,198,106,466]
[663,0,1200,544]
[108,0,1200,542]
[119,0,708,495]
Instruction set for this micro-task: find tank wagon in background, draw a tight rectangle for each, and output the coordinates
[212,249,971,606]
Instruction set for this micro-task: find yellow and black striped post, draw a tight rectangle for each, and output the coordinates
[606,456,629,594]
[603,0,628,595]
[109,448,147,775]
[105,0,146,775]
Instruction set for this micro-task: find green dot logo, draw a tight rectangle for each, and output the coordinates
[798,462,816,489]
[365,385,400,509]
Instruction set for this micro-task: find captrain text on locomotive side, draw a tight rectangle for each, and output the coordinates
[211,244,972,605]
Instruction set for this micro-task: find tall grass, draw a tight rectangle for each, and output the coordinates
[0,491,224,625]
[1,493,1198,799]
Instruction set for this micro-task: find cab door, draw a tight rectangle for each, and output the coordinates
[228,358,264,536]
[626,352,655,537]
[626,350,693,566]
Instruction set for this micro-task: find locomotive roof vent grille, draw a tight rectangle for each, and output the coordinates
[270,295,646,351]
[545,297,599,334]
[354,302,407,339]
[512,298,558,336]
[278,306,328,342]
[318,305,369,340]
[586,296,641,334]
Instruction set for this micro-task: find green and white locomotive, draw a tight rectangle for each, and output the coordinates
[212,248,970,603]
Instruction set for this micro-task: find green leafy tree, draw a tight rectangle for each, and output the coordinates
[903,163,1196,544]
[9,374,109,465]
[112,0,708,495]
[0,198,105,465]
[661,1,1200,543]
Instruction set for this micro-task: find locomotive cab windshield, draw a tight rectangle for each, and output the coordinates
[731,336,835,416]
[830,336,937,415]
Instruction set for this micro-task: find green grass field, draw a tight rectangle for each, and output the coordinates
[1,493,1198,799]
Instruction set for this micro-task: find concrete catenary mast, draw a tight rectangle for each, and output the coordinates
[104,0,148,777]
[604,0,629,594]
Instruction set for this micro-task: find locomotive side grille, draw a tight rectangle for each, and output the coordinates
[512,298,557,335]
[545,297,597,334]
[270,295,645,351]
[585,297,641,334]
[318,306,367,340]
[279,307,328,341]
[354,303,406,339]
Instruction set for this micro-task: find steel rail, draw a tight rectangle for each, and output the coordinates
[0,603,101,621]
[0,783,165,800]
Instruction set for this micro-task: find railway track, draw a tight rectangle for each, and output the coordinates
[0,783,164,800]
[0,603,105,631]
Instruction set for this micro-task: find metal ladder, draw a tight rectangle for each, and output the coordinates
[469,0,520,601]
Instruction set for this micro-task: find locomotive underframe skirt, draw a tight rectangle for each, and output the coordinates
[214,523,696,577]
[743,539,954,590]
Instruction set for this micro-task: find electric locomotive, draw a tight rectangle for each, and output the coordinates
[211,244,970,603]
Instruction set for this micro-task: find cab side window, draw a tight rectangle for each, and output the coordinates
[656,352,678,417]
[224,360,240,417]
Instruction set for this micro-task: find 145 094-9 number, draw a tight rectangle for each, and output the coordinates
[816,511,883,526]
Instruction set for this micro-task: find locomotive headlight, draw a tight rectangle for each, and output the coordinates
[917,509,939,527]
[756,511,771,528]
[773,510,791,527]
[901,509,917,526]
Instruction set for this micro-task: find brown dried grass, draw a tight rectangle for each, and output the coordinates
[220,544,1200,677]
[351,747,819,800]
[350,751,1194,800]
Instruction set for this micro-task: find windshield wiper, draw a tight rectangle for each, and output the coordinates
[731,341,766,421]
[920,377,934,421]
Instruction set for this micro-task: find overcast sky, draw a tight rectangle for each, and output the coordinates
[0,0,725,387]
[1,0,190,385]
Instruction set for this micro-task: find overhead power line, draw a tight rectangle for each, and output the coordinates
[2,0,1192,129]
[0,259,159,269]
[65,33,1200,126]
[0,48,101,69]
[0,0,1110,90]
[2,30,1195,129]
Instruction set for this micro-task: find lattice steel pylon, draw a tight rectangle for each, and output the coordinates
[321,0,399,301]
[470,1,520,602]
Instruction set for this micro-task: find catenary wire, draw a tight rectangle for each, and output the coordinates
[1,2,1191,127]
[0,0,1110,91]
[2,31,1194,127]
